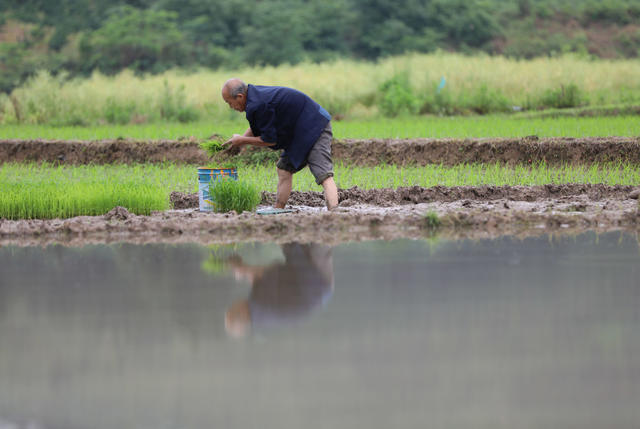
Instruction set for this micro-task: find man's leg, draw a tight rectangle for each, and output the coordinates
[306,123,338,210]
[275,168,293,209]
[321,176,338,210]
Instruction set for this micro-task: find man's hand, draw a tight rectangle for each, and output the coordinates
[223,134,246,148]
[223,133,275,152]
[222,134,246,155]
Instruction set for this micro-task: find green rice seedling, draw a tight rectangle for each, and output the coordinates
[2,115,638,140]
[207,178,261,213]
[423,211,441,229]
[0,163,178,219]
[2,162,638,220]
[200,138,227,158]
[0,181,167,220]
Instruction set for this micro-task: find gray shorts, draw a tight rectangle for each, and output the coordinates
[277,122,334,185]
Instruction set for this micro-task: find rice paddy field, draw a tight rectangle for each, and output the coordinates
[2,161,639,220]
[2,55,639,429]
[1,115,639,140]
[0,53,638,223]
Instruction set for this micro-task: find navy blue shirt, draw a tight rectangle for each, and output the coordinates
[248,243,334,334]
[245,85,331,169]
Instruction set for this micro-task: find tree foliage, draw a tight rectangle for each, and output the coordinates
[79,6,185,74]
[0,0,639,92]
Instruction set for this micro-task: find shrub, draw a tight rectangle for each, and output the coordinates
[158,80,200,123]
[377,73,420,117]
[463,84,512,114]
[420,81,456,115]
[208,178,261,214]
[539,83,586,109]
[103,97,136,124]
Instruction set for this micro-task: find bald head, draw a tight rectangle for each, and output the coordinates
[221,78,248,112]
[223,78,247,97]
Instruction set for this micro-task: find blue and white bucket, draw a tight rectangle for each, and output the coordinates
[198,167,238,212]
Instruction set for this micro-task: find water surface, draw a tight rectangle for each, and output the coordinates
[0,232,638,429]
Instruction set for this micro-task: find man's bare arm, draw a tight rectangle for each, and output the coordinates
[224,133,275,148]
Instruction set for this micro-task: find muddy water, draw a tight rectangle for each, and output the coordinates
[0,232,638,429]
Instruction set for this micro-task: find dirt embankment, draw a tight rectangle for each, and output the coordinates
[3,185,639,247]
[171,184,640,209]
[0,139,208,164]
[330,136,640,166]
[2,136,640,166]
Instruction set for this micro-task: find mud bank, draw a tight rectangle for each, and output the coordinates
[2,137,640,166]
[171,184,640,209]
[0,139,206,165]
[2,187,639,247]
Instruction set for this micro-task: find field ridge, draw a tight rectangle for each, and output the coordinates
[2,136,640,166]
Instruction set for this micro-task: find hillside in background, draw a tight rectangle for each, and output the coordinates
[1,0,639,93]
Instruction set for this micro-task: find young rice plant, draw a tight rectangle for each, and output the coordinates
[207,178,262,214]
[1,162,638,220]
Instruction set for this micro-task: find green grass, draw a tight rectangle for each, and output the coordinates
[207,179,262,213]
[1,115,638,140]
[1,162,639,219]
[0,163,192,220]
[263,162,640,190]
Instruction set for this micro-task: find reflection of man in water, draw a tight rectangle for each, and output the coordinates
[225,243,334,338]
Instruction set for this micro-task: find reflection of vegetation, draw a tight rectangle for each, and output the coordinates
[201,253,227,275]
[200,243,282,275]
[200,244,239,275]
[423,211,441,229]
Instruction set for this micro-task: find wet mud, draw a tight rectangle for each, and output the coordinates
[2,136,640,166]
[171,184,640,209]
[3,185,639,247]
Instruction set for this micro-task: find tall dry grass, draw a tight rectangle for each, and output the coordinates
[1,52,639,125]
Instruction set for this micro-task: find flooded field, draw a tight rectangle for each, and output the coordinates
[0,231,638,428]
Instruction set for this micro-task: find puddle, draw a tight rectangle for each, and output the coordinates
[0,231,638,428]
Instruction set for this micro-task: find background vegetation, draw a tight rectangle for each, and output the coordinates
[1,0,639,94]
[1,53,639,125]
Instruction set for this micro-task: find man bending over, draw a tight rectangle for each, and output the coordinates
[221,78,338,210]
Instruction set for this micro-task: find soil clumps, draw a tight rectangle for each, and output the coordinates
[2,137,640,166]
[171,184,640,209]
[3,185,638,247]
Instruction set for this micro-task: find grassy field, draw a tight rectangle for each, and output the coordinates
[2,53,639,125]
[1,115,638,140]
[2,162,638,219]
